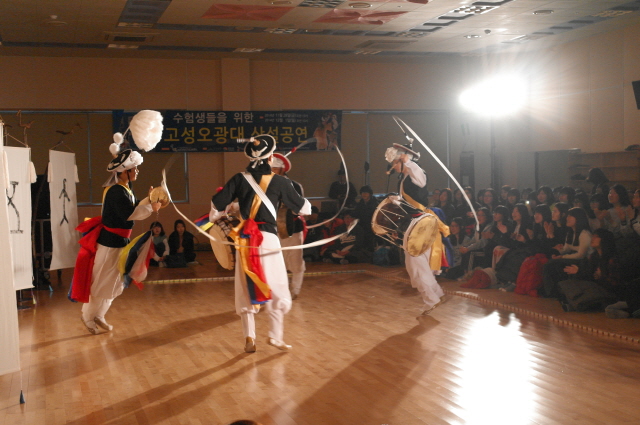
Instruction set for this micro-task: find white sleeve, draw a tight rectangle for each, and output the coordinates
[299,199,312,216]
[127,197,154,221]
[209,201,225,223]
[403,161,427,188]
[563,231,592,259]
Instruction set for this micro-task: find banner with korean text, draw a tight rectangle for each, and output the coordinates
[113,110,341,153]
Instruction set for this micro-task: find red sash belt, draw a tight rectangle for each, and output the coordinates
[104,226,132,238]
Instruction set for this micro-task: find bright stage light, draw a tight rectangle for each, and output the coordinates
[459,75,527,116]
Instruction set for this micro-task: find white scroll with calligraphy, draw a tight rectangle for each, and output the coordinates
[48,150,80,270]
[3,146,36,290]
[0,144,21,376]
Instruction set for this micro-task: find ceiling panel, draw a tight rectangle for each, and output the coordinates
[0,0,638,61]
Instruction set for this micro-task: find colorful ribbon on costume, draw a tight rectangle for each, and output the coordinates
[231,218,271,304]
[118,231,155,291]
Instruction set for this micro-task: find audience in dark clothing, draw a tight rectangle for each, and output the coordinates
[166,219,197,267]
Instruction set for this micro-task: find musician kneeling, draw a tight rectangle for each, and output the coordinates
[386,143,450,315]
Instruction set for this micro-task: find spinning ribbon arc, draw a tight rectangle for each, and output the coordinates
[161,169,358,252]
[392,116,479,231]
[283,138,350,230]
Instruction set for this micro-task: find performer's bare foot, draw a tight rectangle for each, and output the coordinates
[94,317,113,331]
[244,337,256,353]
[267,338,291,351]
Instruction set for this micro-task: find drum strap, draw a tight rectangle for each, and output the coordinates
[243,172,277,221]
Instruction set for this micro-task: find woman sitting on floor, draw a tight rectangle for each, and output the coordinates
[149,221,169,267]
[166,219,197,267]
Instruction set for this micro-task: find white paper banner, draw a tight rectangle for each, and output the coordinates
[3,147,36,290]
[48,151,80,270]
[0,143,21,376]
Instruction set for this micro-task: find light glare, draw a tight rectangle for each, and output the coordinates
[459,75,527,116]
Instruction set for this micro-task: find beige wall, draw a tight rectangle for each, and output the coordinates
[0,21,639,237]
[485,23,640,187]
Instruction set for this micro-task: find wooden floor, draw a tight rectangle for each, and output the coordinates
[3,252,640,425]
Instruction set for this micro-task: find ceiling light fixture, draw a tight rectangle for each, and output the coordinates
[464,35,480,38]
[107,44,139,49]
[234,47,264,53]
[264,27,297,34]
[45,15,68,26]
[350,3,372,8]
[533,10,554,15]
[117,22,154,28]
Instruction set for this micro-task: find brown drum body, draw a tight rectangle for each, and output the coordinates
[371,197,413,237]
[209,216,240,270]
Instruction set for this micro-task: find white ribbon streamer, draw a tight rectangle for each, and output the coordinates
[392,116,479,231]
[161,169,358,251]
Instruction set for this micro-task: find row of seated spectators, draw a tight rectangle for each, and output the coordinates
[444,182,640,319]
[149,220,198,268]
[312,174,640,319]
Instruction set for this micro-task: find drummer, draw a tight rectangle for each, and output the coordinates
[386,143,450,315]
[271,153,307,300]
[209,135,311,353]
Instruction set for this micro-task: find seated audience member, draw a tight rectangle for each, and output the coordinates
[149,221,169,267]
[573,191,599,231]
[536,185,555,207]
[521,188,533,202]
[436,188,455,224]
[459,207,493,268]
[509,203,533,249]
[484,205,514,267]
[480,188,499,213]
[445,217,471,279]
[505,188,521,213]
[455,186,480,233]
[552,186,564,202]
[322,211,370,265]
[558,187,576,205]
[591,192,611,231]
[549,202,570,252]
[557,228,618,312]
[319,213,345,258]
[525,191,538,215]
[530,204,555,255]
[430,188,442,208]
[499,185,512,206]
[603,184,634,239]
[541,207,592,298]
[166,219,197,267]
[354,185,379,249]
[328,168,357,208]
[586,167,609,194]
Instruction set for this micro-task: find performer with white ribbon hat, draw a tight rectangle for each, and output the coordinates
[209,135,311,353]
[386,142,450,315]
[70,110,164,334]
[271,152,307,300]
